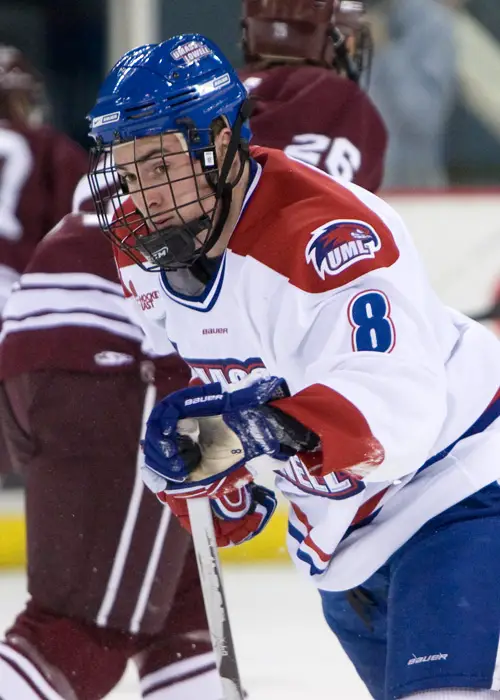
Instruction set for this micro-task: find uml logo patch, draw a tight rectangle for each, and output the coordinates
[305,219,381,279]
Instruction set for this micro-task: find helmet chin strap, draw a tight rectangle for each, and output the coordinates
[136,99,253,272]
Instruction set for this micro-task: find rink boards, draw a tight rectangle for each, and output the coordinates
[0,491,290,566]
[1,191,499,567]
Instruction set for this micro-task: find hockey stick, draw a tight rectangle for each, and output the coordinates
[187,496,245,700]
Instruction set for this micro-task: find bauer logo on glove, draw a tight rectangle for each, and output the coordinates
[184,393,224,407]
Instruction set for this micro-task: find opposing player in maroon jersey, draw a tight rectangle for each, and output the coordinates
[0,178,221,699]
[239,0,387,192]
[0,44,87,310]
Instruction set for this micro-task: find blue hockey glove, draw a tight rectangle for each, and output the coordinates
[143,376,294,484]
[144,377,317,490]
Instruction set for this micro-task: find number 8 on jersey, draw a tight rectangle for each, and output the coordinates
[348,290,395,353]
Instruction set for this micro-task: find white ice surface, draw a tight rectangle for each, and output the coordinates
[0,564,372,699]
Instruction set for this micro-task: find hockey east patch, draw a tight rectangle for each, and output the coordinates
[305,219,381,280]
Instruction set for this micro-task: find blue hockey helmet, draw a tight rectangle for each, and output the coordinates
[88,34,251,148]
[87,34,253,272]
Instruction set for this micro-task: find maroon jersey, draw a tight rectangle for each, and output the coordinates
[0,122,87,305]
[0,211,202,654]
[239,64,387,193]
[0,211,190,395]
[0,213,143,377]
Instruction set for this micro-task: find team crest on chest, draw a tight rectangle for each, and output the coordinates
[305,219,381,279]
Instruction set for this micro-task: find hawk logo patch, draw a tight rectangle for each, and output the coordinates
[305,219,381,279]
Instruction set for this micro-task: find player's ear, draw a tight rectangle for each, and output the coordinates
[215,127,232,161]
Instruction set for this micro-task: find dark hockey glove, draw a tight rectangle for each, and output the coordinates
[142,376,319,490]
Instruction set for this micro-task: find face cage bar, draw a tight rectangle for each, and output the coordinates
[87,129,222,272]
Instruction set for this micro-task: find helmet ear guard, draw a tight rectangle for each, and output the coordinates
[174,115,219,185]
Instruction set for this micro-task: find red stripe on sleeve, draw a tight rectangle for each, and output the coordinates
[271,383,384,477]
[291,503,332,562]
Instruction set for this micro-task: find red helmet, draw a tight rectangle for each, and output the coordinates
[242,0,372,82]
[0,45,48,125]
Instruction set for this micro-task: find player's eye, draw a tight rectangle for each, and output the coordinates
[154,163,168,177]
[120,172,137,184]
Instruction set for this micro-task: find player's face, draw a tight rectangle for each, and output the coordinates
[113,132,215,232]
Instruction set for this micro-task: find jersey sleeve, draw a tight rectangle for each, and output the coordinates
[272,277,447,483]
[262,195,448,484]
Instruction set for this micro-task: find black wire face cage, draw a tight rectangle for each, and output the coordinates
[88,127,229,272]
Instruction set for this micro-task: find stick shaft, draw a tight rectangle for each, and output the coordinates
[187,497,245,700]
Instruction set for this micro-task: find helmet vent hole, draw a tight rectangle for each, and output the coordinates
[165,88,198,107]
[125,101,155,111]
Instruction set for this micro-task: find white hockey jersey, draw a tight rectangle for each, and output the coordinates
[114,146,500,591]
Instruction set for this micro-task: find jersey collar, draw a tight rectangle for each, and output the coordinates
[159,157,263,312]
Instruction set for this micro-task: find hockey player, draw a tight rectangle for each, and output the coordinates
[239,0,387,192]
[88,34,500,700]
[0,179,222,699]
[0,45,86,482]
[0,44,87,310]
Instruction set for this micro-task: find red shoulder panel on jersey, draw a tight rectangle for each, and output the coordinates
[232,147,400,293]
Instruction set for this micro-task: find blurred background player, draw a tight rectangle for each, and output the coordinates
[0,178,221,699]
[0,44,87,486]
[239,0,387,192]
[0,44,86,310]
